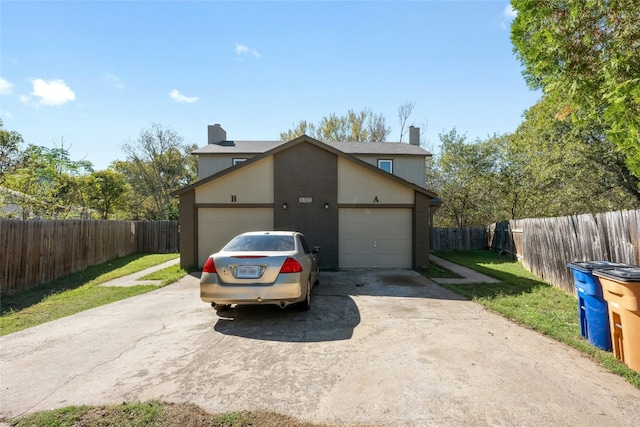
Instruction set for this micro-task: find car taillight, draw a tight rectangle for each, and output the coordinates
[203,257,217,273]
[280,257,303,273]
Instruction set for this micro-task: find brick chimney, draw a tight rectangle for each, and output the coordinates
[409,126,420,146]
[208,124,227,145]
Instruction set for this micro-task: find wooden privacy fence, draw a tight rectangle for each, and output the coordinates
[136,220,179,254]
[431,227,487,251]
[488,210,640,294]
[0,220,179,294]
[486,221,523,259]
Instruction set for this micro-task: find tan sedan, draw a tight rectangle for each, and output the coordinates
[200,231,320,311]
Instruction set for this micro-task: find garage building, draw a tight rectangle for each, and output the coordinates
[172,125,441,270]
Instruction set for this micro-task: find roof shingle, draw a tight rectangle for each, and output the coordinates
[192,140,431,156]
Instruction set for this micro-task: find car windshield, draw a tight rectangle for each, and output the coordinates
[223,235,295,252]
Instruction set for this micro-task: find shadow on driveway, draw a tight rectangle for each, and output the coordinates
[212,269,466,343]
[213,292,360,343]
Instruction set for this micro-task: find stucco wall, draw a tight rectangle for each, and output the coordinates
[337,157,414,205]
[195,157,274,204]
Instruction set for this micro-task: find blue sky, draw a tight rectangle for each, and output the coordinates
[0,0,539,171]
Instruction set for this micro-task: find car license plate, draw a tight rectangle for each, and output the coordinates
[236,265,260,279]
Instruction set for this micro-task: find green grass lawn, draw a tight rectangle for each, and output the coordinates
[0,253,185,336]
[429,250,640,389]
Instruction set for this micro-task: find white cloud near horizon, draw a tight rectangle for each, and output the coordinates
[235,43,261,59]
[0,77,14,95]
[20,78,76,107]
[169,89,199,103]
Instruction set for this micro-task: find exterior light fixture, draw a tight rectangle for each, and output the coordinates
[324,203,329,210]
[282,203,288,210]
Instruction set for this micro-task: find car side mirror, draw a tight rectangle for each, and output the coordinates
[312,246,322,254]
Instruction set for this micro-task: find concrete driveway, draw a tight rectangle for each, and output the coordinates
[1,270,639,426]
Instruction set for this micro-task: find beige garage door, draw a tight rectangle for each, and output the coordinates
[339,208,412,269]
[198,208,274,266]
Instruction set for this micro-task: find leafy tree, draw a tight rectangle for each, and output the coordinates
[281,108,390,142]
[0,119,24,179]
[2,145,57,218]
[279,120,317,142]
[428,130,504,227]
[111,160,149,220]
[86,170,130,219]
[44,139,93,177]
[1,167,45,219]
[427,97,640,226]
[479,134,527,220]
[317,113,349,141]
[1,138,95,219]
[367,111,391,142]
[511,0,640,179]
[55,174,90,217]
[121,123,198,220]
[507,95,640,217]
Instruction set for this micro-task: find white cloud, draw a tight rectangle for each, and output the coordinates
[21,78,76,107]
[104,73,124,89]
[3,111,14,119]
[235,43,261,59]
[0,77,14,95]
[504,4,517,19]
[169,89,199,103]
[501,3,518,29]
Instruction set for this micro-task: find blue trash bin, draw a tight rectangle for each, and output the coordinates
[567,261,629,351]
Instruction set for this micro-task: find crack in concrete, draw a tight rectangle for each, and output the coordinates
[19,321,168,417]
